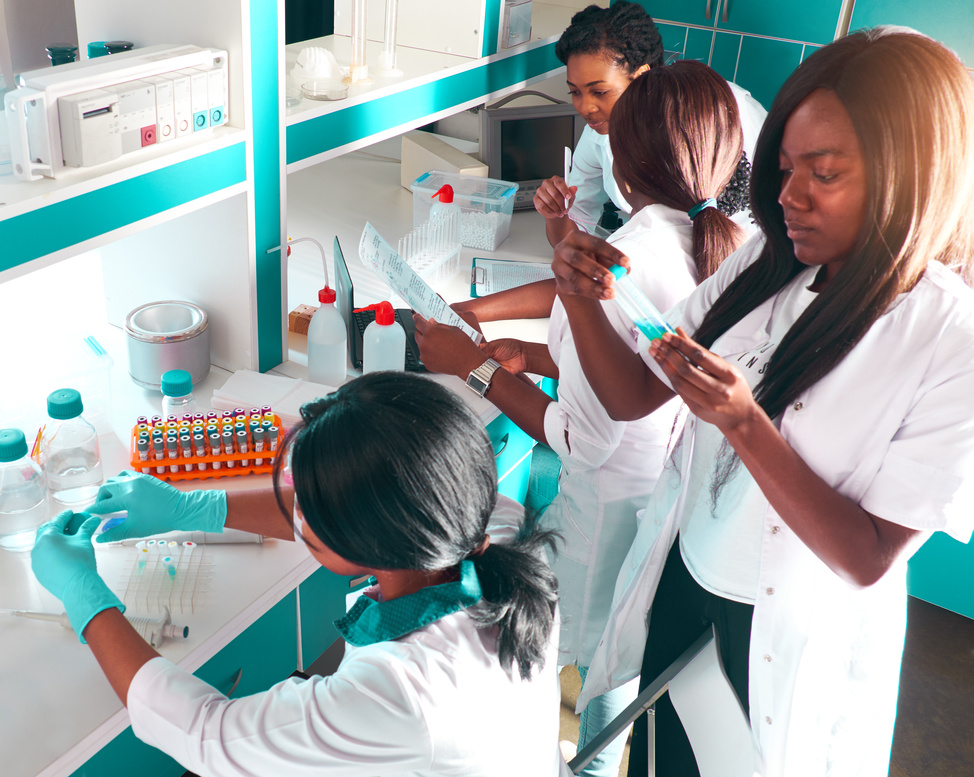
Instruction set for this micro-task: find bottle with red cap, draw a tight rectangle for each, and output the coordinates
[362,301,406,374]
[307,285,347,387]
[430,184,460,223]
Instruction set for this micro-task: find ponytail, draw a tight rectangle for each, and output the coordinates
[469,510,559,680]
[691,204,747,281]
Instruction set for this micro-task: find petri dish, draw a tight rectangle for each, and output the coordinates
[301,79,348,101]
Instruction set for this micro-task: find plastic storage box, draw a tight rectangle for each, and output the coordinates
[412,170,519,252]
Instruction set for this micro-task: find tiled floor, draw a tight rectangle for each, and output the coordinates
[559,596,974,776]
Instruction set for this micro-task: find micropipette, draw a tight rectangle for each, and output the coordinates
[2,606,188,648]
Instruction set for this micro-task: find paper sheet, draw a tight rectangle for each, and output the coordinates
[470,257,555,297]
[358,222,483,343]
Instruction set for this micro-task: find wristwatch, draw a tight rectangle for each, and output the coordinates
[465,359,502,398]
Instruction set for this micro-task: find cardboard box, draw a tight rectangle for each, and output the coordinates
[400,131,488,191]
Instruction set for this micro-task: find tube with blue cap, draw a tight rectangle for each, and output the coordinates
[607,264,677,342]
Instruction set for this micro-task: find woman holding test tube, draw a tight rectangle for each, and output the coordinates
[552,28,974,776]
[414,60,746,777]
[31,373,567,776]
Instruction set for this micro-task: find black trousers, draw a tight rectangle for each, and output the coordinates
[628,539,754,776]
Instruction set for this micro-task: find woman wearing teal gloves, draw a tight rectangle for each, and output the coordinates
[32,372,568,776]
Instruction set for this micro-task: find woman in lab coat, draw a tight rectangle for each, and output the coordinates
[549,28,974,776]
[414,60,746,777]
[31,372,567,777]
[534,1,767,248]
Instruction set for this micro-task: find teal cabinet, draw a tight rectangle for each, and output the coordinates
[195,591,298,698]
[488,412,537,504]
[733,34,806,109]
[714,0,842,46]
[908,533,974,621]
[71,591,298,777]
[849,0,974,66]
[299,567,374,668]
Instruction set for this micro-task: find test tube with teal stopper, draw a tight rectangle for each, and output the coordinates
[608,264,677,342]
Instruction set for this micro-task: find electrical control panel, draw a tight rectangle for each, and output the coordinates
[4,44,228,181]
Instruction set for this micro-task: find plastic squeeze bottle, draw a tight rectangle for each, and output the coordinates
[430,184,460,222]
[362,301,406,374]
[307,285,347,387]
[0,428,49,552]
[41,388,104,510]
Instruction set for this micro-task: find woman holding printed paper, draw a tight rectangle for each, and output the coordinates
[415,60,746,777]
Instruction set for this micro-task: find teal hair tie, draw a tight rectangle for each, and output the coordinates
[688,198,717,219]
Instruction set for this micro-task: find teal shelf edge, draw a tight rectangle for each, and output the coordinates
[286,41,561,165]
[252,0,285,372]
[0,142,247,274]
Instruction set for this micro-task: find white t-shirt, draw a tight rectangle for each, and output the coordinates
[679,268,819,603]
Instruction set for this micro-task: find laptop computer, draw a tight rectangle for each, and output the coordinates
[333,236,426,372]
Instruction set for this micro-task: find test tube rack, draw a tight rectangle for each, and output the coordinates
[120,539,210,615]
[129,408,284,481]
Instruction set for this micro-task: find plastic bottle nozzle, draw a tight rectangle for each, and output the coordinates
[374,301,395,326]
[432,184,454,203]
[318,286,336,304]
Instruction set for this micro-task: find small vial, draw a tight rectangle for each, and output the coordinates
[166,436,179,473]
[161,370,198,420]
[208,432,222,470]
[253,426,265,466]
[137,437,150,463]
[608,264,677,342]
[194,433,207,471]
[222,430,235,468]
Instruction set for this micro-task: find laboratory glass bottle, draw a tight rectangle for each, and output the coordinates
[42,388,104,510]
[161,369,198,420]
[0,428,49,552]
[307,286,347,387]
[608,264,676,341]
[363,301,406,374]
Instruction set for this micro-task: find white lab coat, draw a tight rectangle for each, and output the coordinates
[568,81,767,235]
[127,497,568,777]
[542,203,692,666]
[579,235,974,776]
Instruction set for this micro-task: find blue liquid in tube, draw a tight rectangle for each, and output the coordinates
[608,264,676,341]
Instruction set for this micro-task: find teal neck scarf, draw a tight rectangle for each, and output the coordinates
[336,560,483,647]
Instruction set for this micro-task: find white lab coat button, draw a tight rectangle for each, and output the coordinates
[765,716,773,725]
[793,401,803,411]
[766,587,775,596]
[771,525,781,534]
[763,654,772,662]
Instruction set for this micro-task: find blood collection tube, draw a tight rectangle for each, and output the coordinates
[152,437,165,474]
[268,426,279,452]
[166,436,179,473]
[137,437,149,465]
[179,434,193,472]
[236,429,249,466]
[208,432,222,470]
[194,433,207,471]
[222,429,235,468]
[253,426,265,466]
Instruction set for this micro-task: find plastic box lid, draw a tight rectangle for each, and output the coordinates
[411,170,518,208]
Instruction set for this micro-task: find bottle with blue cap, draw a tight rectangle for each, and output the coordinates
[607,264,677,342]
[161,369,198,420]
[0,428,49,552]
[41,388,104,510]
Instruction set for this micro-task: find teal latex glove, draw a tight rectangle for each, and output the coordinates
[87,470,227,543]
[31,510,125,643]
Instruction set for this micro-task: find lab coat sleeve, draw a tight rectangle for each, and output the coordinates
[858,303,974,543]
[567,127,610,235]
[127,655,433,777]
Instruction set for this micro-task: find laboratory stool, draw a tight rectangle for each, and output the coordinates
[567,626,760,777]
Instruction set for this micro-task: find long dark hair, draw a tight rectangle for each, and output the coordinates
[694,27,974,422]
[609,59,746,281]
[272,372,558,679]
[555,1,664,72]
